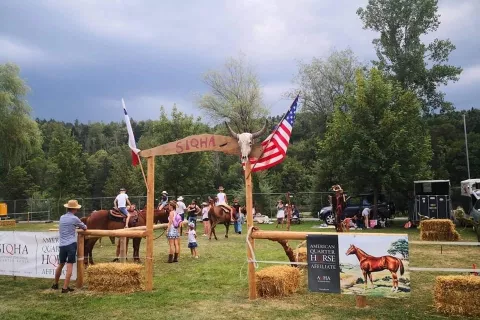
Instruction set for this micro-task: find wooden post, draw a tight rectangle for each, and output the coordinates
[286,192,292,231]
[245,160,257,300]
[119,237,127,263]
[355,295,367,308]
[76,233,84,289]
[145,156,155,291]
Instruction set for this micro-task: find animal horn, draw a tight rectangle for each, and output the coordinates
[252,119,268,139]
[225,121,238,138]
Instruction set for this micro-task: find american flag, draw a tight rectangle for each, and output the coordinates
[248,95,299,172]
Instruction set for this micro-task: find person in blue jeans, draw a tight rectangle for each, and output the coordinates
[186,200,200,228]
[51,199,87,293]
[232,199,242,234]
[114,188,132,228]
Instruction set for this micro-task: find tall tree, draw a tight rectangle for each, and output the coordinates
[0,63,42,172]
[198,54,269,132]
[318,68,432,211]
[357,0,462,113]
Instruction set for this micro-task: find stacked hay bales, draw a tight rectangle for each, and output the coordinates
[256,266,301,297]
[420,219,460,241]
[435,276,480,316]
[86,263,144,293]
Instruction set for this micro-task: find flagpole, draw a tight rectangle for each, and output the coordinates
[137,154,149,193]
[247,94,299,179]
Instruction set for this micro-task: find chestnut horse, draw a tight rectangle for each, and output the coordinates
[83,207,168,265]
[345,244,404,292]
[208,199,233,240]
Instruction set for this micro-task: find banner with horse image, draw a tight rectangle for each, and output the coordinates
[0,231,76,280]
[307,234,409,297]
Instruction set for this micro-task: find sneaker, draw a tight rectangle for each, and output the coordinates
[195,256,199,259]
[61,287,74,293]
[51,284,58,290]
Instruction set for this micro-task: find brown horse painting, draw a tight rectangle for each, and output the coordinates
[83,206,168,265]
[208,199,233,240]
[345,244,405,292]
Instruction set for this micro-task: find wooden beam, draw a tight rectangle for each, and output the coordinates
[251,230,408,241]
[76,233,84,289]
[127,223,169,231]
[145,156,155,291]
[139,134,241,157]
[245,160,256,300]
[77,229,146,238]
[119,237,127,263]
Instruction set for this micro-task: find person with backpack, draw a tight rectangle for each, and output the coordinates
[166,200,182,263]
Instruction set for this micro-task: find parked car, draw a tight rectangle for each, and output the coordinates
[318,193,395,225]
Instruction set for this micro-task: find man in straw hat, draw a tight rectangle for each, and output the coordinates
[51,199,87,293]
[157,190,169,211]
[216,186,234,222]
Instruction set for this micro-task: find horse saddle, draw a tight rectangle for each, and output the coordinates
[218,206,230,214]
[108,209,139,227]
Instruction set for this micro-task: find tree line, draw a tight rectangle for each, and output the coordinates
[0,0,476,214]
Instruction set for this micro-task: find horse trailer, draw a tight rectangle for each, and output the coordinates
[412,180,452,221]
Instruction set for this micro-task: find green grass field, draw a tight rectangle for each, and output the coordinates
[0,220,478,320]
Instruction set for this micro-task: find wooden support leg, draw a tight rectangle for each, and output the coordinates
[77,233,84,288]
[145,156,155,291]
[119,237,127,263]
[245,160,256,300]
[356,295,367,308]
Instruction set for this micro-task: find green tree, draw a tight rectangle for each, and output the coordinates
[357,0,462,113]
[0,166,35,200]
[0,64,42,171]
[319,68,432,212]
[388,239,409,259]
[198,54,269,132]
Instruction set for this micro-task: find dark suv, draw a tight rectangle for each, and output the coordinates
[318,193,395,225]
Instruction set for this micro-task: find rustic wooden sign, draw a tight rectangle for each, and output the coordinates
[140,134,239,157]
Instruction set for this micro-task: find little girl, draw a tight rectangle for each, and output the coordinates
[187,222,199,259]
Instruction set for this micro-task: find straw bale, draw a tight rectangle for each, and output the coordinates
[256,266,301,298]
[86,263,144,293]
[420,220,460,241]
[435,276,480,316]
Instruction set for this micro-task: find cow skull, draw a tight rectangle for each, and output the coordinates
[225,120,268,163]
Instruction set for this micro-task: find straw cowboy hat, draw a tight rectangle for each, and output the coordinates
[332,184,343,192]
[177,196,184,201]
[218,186,225,191]
[201,202,208,206]
[162,191,168,195]
[64,199,82,209]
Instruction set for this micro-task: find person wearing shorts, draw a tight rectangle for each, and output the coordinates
[114,188,132,228]
[187,222,199,259]
[276,200,285,228]
[166,201,180,263]
[52,200,87,293]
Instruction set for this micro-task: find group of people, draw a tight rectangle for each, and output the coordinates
[329,184,371,232]
[275,200,300,228]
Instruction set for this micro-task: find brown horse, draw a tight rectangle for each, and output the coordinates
[83,207,168,265]
[208,199,233,240]
[345,244,404,292]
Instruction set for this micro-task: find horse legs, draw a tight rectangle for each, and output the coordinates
[225,222,230,238]
[133,238,141,263]
[367,273,374,289]
[362,270,368,290]
[86,238,99,265]
[391,271,399,292]
[110,236,115,245]
[210,222,218,240]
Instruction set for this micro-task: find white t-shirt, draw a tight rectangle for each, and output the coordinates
[202,207,209,220]
[216,192,226,205]
[176,201,186,214]
[116,194,129,208]
[362,208,370,217]
[188,229,197,243]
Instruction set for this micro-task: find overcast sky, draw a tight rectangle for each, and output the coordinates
[0,0,478,123]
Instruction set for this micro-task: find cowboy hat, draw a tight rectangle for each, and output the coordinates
[119,188,126,192]
[201,202,208,206]
[64,199,82,209]
[332,184,343,192]
[162,191,168,195]
[218,186,224,191]
[177,196,184,201]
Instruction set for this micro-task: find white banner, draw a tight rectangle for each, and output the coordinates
[0,232,77,280]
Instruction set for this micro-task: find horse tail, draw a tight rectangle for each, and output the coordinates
[399,258,404,276]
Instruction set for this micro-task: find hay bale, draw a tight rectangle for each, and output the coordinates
[256,266,301,298]
[294,247,307,263]
[420,219,460,241]
[435,276,480,316]
[86,263,144,293]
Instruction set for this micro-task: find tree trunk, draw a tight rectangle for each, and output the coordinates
[373,187,378,220]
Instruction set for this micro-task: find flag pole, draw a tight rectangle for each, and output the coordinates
[137,154,149,193]
[247,94,299,179]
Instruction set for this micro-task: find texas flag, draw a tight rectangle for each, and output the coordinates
[122,98,141,166]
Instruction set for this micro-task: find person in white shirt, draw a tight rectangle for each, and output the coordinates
[187,222,199,258]
[114,188,132,228]
[201,202,210,236]
[216,186,234,222]
[176,196,187,221]
[362,207,371,229]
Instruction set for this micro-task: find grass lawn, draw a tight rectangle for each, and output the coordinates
[0,220,479,320]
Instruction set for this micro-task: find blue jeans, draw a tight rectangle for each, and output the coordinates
[119,207,128,216]
[234,221,241,233]
[188,216,196,226]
